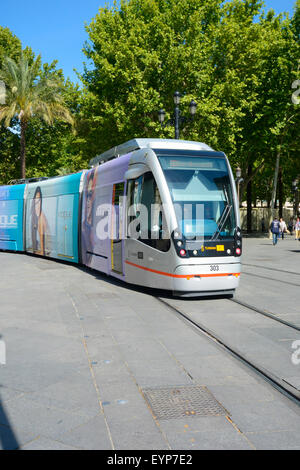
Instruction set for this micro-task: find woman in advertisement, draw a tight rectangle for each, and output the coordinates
[31,186,49,255]
[81,168,98,264]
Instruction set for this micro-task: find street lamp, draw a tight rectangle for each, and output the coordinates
[158,91,197,139]
[292,178,299,218]
[235,167,243,205]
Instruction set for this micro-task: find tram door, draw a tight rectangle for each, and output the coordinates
[111,182,125,274]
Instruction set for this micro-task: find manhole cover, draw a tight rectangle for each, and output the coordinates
[142,385,228,420]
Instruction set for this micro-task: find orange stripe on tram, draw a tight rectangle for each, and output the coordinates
[125,260,240,279]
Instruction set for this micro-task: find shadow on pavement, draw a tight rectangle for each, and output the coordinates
[77,265,230,302]
[20,252,235,302]
[0,394,19,450]
[0,334,19,450]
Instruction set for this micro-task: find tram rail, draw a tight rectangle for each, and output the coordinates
[242,263,300,277]
[242,270,300,289]
[156,297,300,405]
[230,298,300,331]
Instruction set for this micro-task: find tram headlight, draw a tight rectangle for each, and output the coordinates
[171,229,189,257]
[234,227,242,256]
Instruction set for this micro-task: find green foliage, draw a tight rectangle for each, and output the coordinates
[0,1,299,204]
[0,27,21,184]
[0,27,21,68]
[0,52,75,178]
[79,0,300,202]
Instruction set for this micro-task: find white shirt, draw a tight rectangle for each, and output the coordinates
[279,220,287,232]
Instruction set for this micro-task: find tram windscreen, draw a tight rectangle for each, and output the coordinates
[158,155,236,240]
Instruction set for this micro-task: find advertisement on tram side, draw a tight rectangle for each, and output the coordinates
[25,173,82,263]
[0,185,25,251]
[81,166,111,270]
[81,156,130,274]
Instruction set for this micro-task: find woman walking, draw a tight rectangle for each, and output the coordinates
[279,217,287,240]
[295,217,300,241]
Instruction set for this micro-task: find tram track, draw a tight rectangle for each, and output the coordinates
[242,270,300,289]
[156,297,300,406]
[230,297,300,331]
[242,263,300,277]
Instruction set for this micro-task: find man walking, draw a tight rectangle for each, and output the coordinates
[270,216,280,245]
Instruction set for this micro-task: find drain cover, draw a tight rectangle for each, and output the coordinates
[142,385,228,420]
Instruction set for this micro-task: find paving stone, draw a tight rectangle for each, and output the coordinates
[244,430,300,450]
[21,437,80,450]
[1,240,300,450]
[58,414,113,450]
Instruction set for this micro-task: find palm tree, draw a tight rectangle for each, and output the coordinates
[0,54,74,178]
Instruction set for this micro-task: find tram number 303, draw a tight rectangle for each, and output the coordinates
[210,265,219,271]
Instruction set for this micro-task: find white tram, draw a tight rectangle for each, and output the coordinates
[84,138,242,297]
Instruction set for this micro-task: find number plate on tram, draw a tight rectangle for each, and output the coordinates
[210,265,220,271]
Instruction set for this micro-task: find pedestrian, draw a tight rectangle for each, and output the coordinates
[279,217,287,240]
[270,216,280,245]
[288,217,294,236]
[295,217,300,241]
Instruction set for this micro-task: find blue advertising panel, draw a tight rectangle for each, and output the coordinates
[25,173,83,263]
[0,184,25,251]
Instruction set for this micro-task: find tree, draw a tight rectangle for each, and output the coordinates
[0,26,21,68]
[80,0,299,180]
[0,27,22,184]
[0,53,74,178]
[80,0,229,157]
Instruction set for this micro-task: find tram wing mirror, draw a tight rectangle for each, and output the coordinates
[124,164,148,180]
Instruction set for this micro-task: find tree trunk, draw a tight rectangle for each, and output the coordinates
[278,168,283,218]
[246,164,252,233]
[270,150,281,219]
[20,119,27,179]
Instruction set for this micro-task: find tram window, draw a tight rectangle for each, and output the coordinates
[127,173,170,252]
[127,176,143,223]
[158,155,236,240]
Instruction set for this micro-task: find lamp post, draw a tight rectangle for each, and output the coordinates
[158,91,197,139]
[292,178,299,218]
[235,167,243,206]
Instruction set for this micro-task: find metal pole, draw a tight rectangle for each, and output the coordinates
[270,150,280,220]
[174,105,180,139]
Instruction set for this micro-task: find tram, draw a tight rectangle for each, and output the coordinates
[0,139,242,297]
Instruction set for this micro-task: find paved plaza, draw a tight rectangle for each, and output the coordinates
[0,236,300,450]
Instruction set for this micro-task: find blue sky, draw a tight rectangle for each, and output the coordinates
[0,0,297,84]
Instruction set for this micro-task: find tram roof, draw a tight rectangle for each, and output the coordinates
[89,139,214,167]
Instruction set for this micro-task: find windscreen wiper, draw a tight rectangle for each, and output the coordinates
[210,204,232,241]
